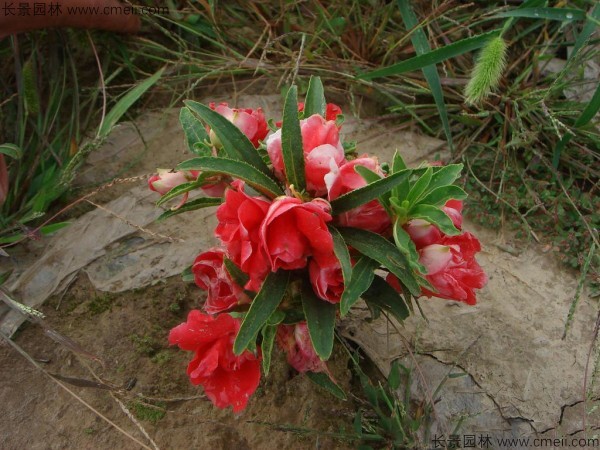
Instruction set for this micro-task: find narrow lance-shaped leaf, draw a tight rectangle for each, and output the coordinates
[340,256,379,316]
[184,100,272,176]
[302,281,336,360]
[355,165,392,214]
[156,197,222,221]
[234,271,290,355]
[177,157,284,198]
[179,107,210,155]
[261,310,285,376]
[331,170,411,215]
[223,258,250,289]
[494,7,586,21]
[359,29,501,79]
[156,172,216,206]
[408,204,459,235]
[393,219,426,273]
[397,0,453,149]
[428,164,463,190]
[419,185,467,207]
[329,226,352,295]
[0,143,22,159]
[306,372,347,400]
[406,166,433,205]
[99,68,164,139]
[303,76,326,117]
[281,85,306,191]
[337,227,421,297]
[362,275,410,322]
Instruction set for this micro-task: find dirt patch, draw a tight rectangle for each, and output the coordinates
[1,275,356,450]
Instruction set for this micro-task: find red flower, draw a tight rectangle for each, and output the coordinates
[215,180,271,292]
[260,197,334,271]
[309,252,344,303]
[209,102,269,148]
[327,156,391,234]
[266,114,345,196]
[148,169,197,195]
[275,102,343,127]
[276,322,327,373]
[169,311,261,412]
[191,249,249,314]
[418,232,487,305]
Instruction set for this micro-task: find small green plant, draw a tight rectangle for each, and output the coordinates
[87,294,113,315]
[130,333,161,357]
[151,350,172,365]
[129,400,166,424]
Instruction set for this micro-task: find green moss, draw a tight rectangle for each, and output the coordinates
[129,400,166,423]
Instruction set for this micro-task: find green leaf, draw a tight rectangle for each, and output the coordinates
[281,85,306,191]
[355,166,391,214]
[156,175,213,206]
[329,226,352,295]
[306,372,347,400]
[40,222,71,235]
[397,0,453,149]
[261,322,279,376]
[393,220,425,273]
[0,270,13,286]
[331,170,411,215]
[388,360,401,390]
[181,265,194,283]
[302,281,336,360]
[406,166,432,205]
[419,185,467,207]
[223,258,249,289]
[179,107,210,155]
[570,4,600,61]
[428,164,463,190]
[99,68,163,139]
[494,7,585,21]
[184,100,272,176]
[0,143,22,159]
[234,271,290,355]
[362,276,410,322]
[177,157,284,198]
[304,76,326,118]
[337,227,421,297]
[156,197,222,221]
[408,204,459,235]
[359,30,500,79]
[340,256,379,316]
[553,83,600,168]
[392,151,407,173]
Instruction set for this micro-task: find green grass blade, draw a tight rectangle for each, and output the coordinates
[233,271,290,355]
[570,4,600,60]
[184,100,272,176]
[553,82,600,168]
[98,67,164,139]
[494,7,586,21]
[177,156,284,198]
[281,85,306,191]
[0,143,23,159]
[397,0,453,149]
[303,76,326,117]
[359,29,500,79]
